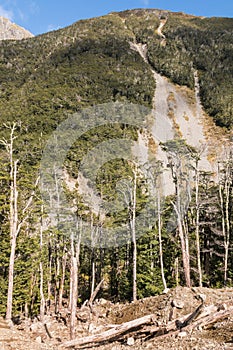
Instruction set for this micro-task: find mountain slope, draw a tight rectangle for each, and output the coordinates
[0,9,231,131]
[0,9,231,205]
[0,8,232,319]
[0,9,231,177]
[0,16,33,40]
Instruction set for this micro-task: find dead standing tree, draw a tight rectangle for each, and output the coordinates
[146,160,168,292]
[117,162,140,302]
[0,122,39,322]
[69,223,81,340]
[217,145,233,286]
[162,139,195,288]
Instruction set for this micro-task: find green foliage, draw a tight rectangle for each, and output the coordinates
[137,231,164,298]
[0,9,232,317]
[148,14,233,128]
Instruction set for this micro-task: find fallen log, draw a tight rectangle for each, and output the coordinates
[154,306,233,342]
[186,306,233,330]
[58,313,156,348]
[59,303,233,348]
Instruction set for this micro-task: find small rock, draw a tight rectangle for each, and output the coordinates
[217,303,227,311]
[96,298,108,305]
[77,311,89,322]
[212,322,222,329]
[178,331,187,338]
[30,323,38,332]
[127,337,135,346]
[88,323,95,333]
[35,336,42,343]
[171,299,184,309]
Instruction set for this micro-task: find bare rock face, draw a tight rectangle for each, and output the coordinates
[0,16,33,40]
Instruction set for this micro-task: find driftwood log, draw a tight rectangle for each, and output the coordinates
[59,313,156,348]
[59,301,233,349]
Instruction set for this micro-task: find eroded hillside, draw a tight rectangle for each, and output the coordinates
[0,8,232,328]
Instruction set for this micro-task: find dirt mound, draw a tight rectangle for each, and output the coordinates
[0,287,232,349]
[108,286,233,324]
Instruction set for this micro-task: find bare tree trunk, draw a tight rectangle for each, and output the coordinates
[131,167,137,302]
[55,249,60,314]
[47,238,52,313]
[4,124,18,322]
[70,234,78,340]
[218,156,231,286]
[90,215,96,297]
[174,257,179,286]
[91,258,95,296]
[172,201,191,288]
[162,140,192,288]
[194,160,202,287]
[157,190,167,291]
[69,222,81,340]
[1,123,40,321]
[58,249,67,311]
[6,229,17,322]
[40,205,45,322]
[179,221,191,288]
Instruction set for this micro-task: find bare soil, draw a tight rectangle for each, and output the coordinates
[0,286,233,349]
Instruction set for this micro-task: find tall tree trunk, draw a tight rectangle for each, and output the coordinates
[174,257,179,286]
[69,222,81,340]
[131,167,137,302]
[47,238,52,313]
[39,205,45,322]
[90,215,96,297]
[6,156,18,321]
[1,123,39,321]
[55,249,61,314]
[91,256,95,296]
[162,140,192,288]
[195,160,202,286]
[58,249,67,311]
[6,231,17,321]
[157,191,167,291]
[172,169,191,288]
[218,158,231,286]
[178,220,191,288]
[70,237,78,340]
[172,202,191,288]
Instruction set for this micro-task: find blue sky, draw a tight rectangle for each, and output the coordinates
[0,0,232,35]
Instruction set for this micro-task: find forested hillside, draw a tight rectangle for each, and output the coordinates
[0,8,232,330]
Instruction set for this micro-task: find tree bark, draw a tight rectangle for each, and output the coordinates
[69,223,81,340]
[194,159,202,287]
[218,155,231,286]
[131,167,137,302]
[89,279,104,306]
[157,190,167,291]
[58,249,67,311]
[172,202,191,288]
[59,301,233,348]
[39,205,45,322]
[4,124,18,322]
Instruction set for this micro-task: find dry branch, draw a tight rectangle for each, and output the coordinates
[89,279,104,307]
[59,302,233,348]
[59,313,155,348]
